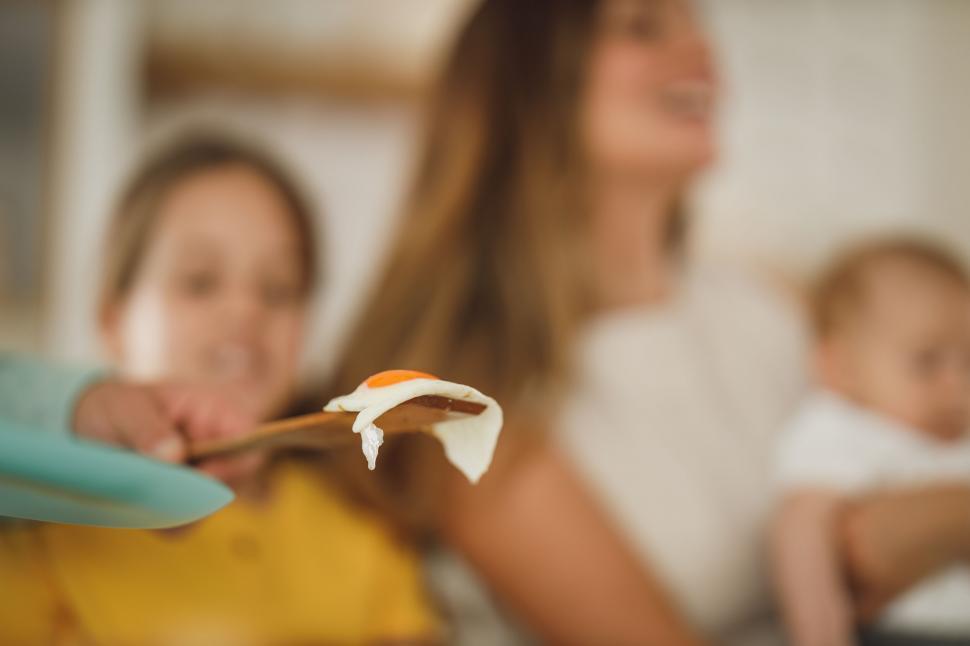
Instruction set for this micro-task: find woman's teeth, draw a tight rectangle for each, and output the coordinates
[661,81,713,119]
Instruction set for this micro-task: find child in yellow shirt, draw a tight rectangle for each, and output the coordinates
[0,132,438,645]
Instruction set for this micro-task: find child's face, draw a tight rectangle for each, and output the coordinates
[826,263,970,441]
[104,165,309,420]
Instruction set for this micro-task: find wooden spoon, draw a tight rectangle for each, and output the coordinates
[190,395,486,459]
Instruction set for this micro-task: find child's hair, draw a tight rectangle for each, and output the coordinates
[812,236,970,338]
[99,130,318,313]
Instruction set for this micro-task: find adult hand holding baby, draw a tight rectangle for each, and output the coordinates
[72,380,265,487]
[840,484,970,622]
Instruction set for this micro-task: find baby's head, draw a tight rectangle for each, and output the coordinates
[99,131,318,420]
[813,238,970,441]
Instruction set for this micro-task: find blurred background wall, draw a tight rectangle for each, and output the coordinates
[2,0,969,377]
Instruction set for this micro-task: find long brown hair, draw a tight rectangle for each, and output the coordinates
[325,0,681,538]
[334,0,598,400]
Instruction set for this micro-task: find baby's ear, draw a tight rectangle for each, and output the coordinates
[815,337,851,392]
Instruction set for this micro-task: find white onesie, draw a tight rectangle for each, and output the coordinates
[776,390,970,636]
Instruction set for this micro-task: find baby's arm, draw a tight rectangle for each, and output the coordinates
[771,489,857,646]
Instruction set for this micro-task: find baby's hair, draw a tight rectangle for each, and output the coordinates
[99,129,318,314]
[812,236,970,338]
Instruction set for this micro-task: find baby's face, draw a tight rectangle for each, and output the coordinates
[834,263,970,441]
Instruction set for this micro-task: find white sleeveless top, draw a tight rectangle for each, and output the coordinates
[557,265,807,644]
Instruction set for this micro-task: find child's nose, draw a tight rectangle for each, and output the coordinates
[221,286,267,328]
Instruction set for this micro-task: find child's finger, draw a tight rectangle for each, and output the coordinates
[154,387,220,441]
[115,388,186,463]
[182,398,224,441]
[154,385,254,442]
[154,384,193,421]
[212,405,254,440]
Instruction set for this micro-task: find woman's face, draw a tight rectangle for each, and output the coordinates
[103,165,309,420]
[582,0,717,179]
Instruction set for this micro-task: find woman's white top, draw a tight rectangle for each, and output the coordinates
[777,390,970,636]
[558,265,807,645]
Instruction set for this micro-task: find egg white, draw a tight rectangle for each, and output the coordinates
[324,378,503,483]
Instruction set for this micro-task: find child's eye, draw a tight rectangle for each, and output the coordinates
[178,272,219,298]
[602,1,665,42]
[261,279,301,308]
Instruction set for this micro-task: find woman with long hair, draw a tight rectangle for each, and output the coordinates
[327,2,720,642]
[327,0,970,643]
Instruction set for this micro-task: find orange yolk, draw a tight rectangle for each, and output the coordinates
[364,369,439,389]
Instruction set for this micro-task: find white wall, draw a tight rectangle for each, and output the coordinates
[698,0,970,275]
[44,0,142,361]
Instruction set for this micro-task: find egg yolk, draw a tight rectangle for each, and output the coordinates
[365,369,439,389]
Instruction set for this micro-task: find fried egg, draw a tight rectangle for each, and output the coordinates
[324,370,503,483]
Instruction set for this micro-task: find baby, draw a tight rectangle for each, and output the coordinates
[772,238,970,645]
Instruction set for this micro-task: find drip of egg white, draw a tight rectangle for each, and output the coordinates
[358,422,384,470]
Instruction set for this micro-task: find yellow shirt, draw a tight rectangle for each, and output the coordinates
[0,461,438,645]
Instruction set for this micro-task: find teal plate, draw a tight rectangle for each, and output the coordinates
[0,420,234,528]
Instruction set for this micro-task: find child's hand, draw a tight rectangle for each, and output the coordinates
[155,384,267,485]
[72,380,264,485]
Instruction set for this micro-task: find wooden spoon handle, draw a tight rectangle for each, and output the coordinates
[189,395,486,459]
